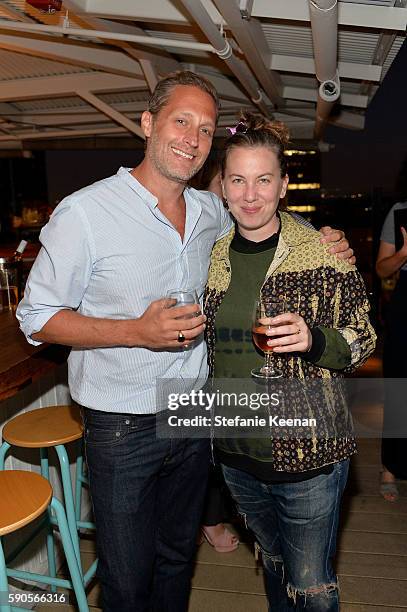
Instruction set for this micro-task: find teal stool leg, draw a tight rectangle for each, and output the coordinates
[51,498,89,612]
[0,538,12,612]
[75,441,96,532]
[40,448,57,593]
[0,442,10,471]
[75,440,84,524]
[39,447,49,480]
[54,445,82,573]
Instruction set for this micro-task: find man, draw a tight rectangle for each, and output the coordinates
[17,71,354,612]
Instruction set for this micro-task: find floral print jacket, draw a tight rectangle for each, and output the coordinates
[204,212,376,472]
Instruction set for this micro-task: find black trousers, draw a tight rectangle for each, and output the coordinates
[83,409,210,612]
[202,463,236,526]
[381,272,407,480]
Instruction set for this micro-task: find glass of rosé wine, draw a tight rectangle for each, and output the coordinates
[251,296,285,379]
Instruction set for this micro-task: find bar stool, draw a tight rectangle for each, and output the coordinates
[0,405,96,587]
[0,470,88,612]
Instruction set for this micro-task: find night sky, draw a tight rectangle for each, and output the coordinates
[322,37,407,196]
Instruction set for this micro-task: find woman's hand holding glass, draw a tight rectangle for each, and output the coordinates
[265,312,312,353]
[251,297,312,379]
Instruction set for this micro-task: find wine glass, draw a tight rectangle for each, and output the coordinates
[166,289,200,349]
[251,296,285,379]
[166,289,199,308]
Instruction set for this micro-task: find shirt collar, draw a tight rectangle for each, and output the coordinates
[117,167,158,210]
[117,167,202,244]
[232,224,280,253]
[117,167,202,216]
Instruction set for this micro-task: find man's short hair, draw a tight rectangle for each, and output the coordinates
[147,71,220,119]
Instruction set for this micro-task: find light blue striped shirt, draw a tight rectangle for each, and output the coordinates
[17,167,233,413]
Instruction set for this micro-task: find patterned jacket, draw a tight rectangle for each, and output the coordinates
[204,212,377,472]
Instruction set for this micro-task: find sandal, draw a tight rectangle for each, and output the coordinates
[380,469,399,502]
[380,481,399,502]
[201,524,239,553]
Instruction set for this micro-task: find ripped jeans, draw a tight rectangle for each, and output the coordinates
[222,460,349,611]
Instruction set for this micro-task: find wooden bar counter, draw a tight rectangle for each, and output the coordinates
[0,310,69,402]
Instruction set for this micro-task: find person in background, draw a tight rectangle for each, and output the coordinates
[190,153,223,201]
[204,112,376,610]
[191,154,240,552]
[376,201,407,501]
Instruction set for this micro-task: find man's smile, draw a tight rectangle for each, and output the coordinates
[171,146,195,160]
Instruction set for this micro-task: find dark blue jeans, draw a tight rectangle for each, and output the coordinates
[83,409,210,612]
[222,460,349,611]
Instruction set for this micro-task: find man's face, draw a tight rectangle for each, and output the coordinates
[142,85,217,183]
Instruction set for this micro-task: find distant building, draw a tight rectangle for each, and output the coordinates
[284,148,321,214]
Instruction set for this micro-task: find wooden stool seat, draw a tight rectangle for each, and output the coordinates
[0,470,52,536]
[2,405,83,448]
[0,408,93,611]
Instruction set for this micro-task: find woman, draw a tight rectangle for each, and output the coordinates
[376,202,407,501]
[204,112,376,610]
[191,153,355,553]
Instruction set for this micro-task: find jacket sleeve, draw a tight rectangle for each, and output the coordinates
[302,325,352,370]
[329,267,377,372]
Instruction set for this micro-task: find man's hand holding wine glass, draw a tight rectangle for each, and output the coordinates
[135,295,205,350]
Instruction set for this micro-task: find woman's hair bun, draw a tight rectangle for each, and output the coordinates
[239,111,290,148]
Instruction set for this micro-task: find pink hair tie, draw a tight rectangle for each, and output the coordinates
[225,122,247,136]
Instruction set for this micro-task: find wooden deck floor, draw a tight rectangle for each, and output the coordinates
[35,354,407,611]
[35,432,407,612]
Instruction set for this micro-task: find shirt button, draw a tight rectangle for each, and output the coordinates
[115,431,121,437]
[125,419,130,425]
